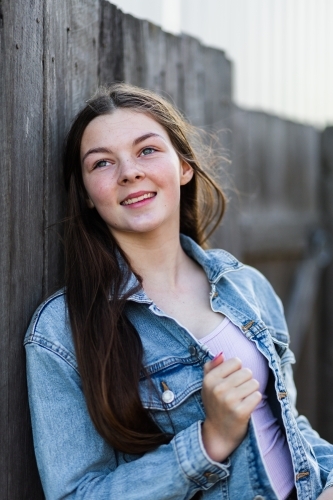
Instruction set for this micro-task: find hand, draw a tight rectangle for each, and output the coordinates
[317,487,333,500]
[201,353,262,462]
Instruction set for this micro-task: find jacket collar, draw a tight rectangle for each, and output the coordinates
[125,234,243,303]
[179,234,242,283]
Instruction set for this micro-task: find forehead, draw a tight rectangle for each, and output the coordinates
[80,109,168,151]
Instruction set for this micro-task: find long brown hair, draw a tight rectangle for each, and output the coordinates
[63,83,226,455]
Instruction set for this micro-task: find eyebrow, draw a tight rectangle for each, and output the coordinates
[133,132,163,145]
[82,133,164,164]
[82,147,113,164]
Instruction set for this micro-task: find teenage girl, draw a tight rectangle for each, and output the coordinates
[25,83,333,499]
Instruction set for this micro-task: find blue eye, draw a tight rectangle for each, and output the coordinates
[141,147,155,156]
[95,160,109,168]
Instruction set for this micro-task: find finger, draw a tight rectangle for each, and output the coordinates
[204,358,245,386]
[235,391,262,418]
[212,377,259,406]
[223,378,260,404]
[223,367,255,389]
[205,356,242,379]
[204,352,224,375]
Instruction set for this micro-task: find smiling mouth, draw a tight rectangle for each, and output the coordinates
[121,192,156,206]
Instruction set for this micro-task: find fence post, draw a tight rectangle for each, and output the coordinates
[318,127,333,442]
[0,1,45,497]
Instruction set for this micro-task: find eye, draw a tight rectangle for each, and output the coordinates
[94,159,111,169]
[140,147,156,156]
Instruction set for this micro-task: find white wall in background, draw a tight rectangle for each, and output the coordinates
[111,0,333,128]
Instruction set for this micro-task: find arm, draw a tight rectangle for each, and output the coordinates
[25,341,230,500]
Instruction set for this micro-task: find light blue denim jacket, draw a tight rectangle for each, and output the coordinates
[25,235,333,500]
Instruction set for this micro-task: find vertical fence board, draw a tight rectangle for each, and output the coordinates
[99,2,124,85]
[43,0,100,296]
[179,35,206,126]
[0,1,12,496]
[319,126,333,441]
[0,0,45,498]
[141,21,167,93]
[235,112,320,259]
[164,33,184,107]
[199,46,236,254]
[121,14,146,87]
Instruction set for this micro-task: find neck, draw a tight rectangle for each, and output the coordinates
[114,228,191,290]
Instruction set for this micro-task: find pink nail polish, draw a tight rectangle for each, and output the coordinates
[212,352,223,361]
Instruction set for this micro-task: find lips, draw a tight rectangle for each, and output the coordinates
[120,192,156,206]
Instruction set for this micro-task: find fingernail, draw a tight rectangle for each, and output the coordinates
[212,352,223,361]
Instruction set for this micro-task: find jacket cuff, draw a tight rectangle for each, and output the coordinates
[173,421,230,490]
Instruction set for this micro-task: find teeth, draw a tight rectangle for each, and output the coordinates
[122,193,155,205]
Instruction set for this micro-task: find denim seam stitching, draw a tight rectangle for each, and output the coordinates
[25,339,79,374]
[173,435,203,488]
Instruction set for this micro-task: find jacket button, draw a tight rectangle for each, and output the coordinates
[188,345,197,356]
[162,390,175,404]
[205,472,220,483]
[253,496,265,500]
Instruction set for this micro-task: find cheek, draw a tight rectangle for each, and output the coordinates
[84,178,115,206]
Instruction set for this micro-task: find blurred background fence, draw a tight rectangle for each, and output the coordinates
[1,1,333,498]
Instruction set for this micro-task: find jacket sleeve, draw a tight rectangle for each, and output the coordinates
[283,361,333,490]
[25,340,230,500]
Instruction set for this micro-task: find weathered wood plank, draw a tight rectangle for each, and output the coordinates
[232,108,320,258]
[0,0,45,498]
[43,0,100,296]
[163,31,185,108]
[121,13,146,87]
[178,35,206,126]
[318,126,333,441]
[99,1,124,85]
[286,255,324,360]
[0,0,11,496]
[198,46,236,254]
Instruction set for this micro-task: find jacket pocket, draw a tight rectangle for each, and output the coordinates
[139,357,206,434]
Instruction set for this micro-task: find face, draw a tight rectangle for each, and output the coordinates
[80,109,193,240]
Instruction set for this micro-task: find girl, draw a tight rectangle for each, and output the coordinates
[25,83,333,499]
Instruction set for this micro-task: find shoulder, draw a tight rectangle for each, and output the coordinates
[228,263,281,302]
[24,289,77,369]
[206,249,288,337]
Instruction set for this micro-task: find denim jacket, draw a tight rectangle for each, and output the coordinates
[25,235,333,500]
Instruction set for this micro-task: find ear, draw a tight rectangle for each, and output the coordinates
[86,197,95,209]
[180,160,194,186]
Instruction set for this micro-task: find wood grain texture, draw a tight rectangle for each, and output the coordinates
[0,0,11,495]
[232,107,321,257]
[43,0,100,297]
[0,0,45,498]
[318,126,333,441]
[99,1,124,84]
[1,1,100,497]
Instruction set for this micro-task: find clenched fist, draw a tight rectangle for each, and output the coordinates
[201,353,262,462]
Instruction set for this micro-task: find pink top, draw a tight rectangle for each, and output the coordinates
[198,317,295,500]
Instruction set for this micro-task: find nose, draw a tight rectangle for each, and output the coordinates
[117,157,145,185]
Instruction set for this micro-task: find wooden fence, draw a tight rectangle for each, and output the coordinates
[1,1,332,497]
